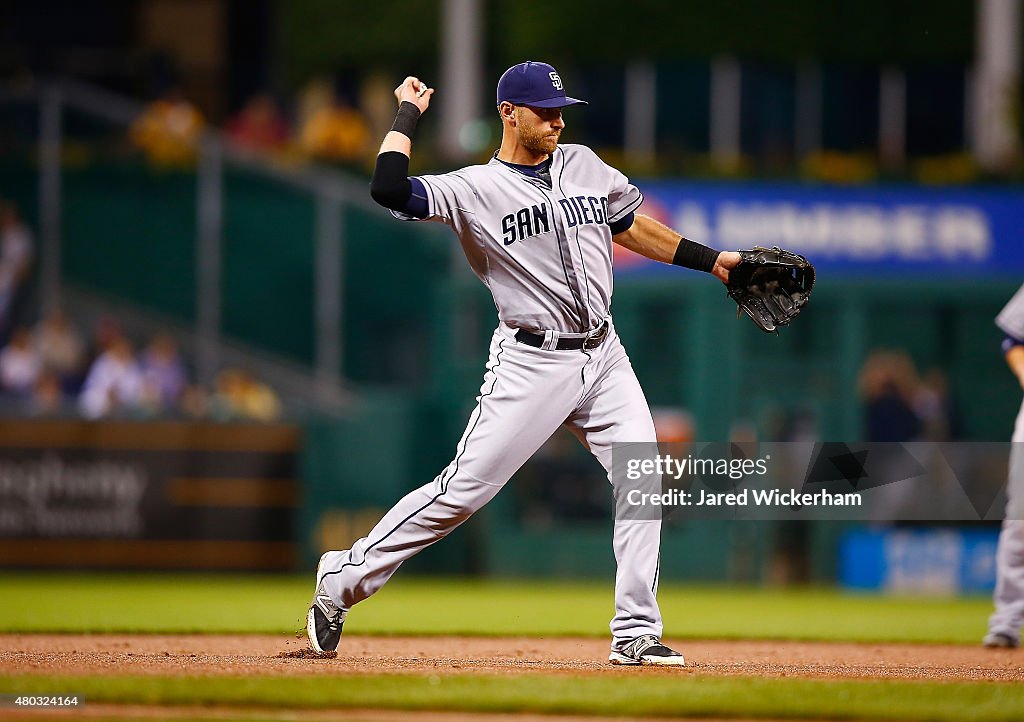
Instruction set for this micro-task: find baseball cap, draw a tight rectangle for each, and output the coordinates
[496,61,588,108]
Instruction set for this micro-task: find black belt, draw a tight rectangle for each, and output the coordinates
[515,321,609,350]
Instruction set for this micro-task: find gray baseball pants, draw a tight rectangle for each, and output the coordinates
[988,395,1024,643]
[318,319,663,648]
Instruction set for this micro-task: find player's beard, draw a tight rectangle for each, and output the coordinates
[515,111,560,155]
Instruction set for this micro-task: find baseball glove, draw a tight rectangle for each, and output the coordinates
[726,246,815,333]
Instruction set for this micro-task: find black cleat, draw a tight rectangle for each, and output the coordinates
[983,632,1019,649]
[609,634,686,666]
[306,553,346,654]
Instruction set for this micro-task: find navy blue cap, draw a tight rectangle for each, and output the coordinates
[496,61,587,108]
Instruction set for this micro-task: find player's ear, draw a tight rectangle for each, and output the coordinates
[499,101,516,125]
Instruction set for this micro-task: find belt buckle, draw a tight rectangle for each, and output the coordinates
[583,322,608,350]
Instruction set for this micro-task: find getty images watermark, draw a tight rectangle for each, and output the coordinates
[624,452,860,511]
[612,442,1020,522]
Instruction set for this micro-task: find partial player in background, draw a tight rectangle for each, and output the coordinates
[985,283,1024,649]
[306,61,742,666]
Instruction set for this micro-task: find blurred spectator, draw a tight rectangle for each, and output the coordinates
[88,315,124,359]
[360,72,406,141]
[298,81,371,165]
[225,93,290,154]
[914,368,958,441]
[859,350,923,442]
[858,350,966,522]
[129,88,205,168]
[860,350,960,443]
[652,408,695,443]
[729,419,759,444]
[179,383,210,419]
[0,200,34,342]
[210,368,281,422]
[79,336,144,419]
[801,151,878,184]
[295,78,333,137]
[209,370,240,420]
[139,333,187,411]
[33,309,86,389]
[238,371,281,422]
[0,327,41,396]
[30,371,63,416]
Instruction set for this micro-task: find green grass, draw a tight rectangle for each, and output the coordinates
[0,573,993,643]
[0,673,1021,721]
[0,575,1011,721]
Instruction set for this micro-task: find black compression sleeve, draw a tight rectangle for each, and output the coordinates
[672,237,720,273]
[370,151,413,210]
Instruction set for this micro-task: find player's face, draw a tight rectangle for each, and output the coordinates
[514,105,565,155]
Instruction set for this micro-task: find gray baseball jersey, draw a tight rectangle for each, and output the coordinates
[996,284,1024,340]
[394,143,644,333]
[988,283,1024,644]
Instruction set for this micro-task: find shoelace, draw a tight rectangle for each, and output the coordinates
[315,592,342,627]
[627,634,661,658]
[326,607,347,632]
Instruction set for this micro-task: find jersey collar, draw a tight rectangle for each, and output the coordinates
[491,148,561,189]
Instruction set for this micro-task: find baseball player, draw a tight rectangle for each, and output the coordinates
[984,283,1024,648]
[307,61,740,665]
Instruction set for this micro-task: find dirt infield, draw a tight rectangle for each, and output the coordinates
[1,633,1022,682]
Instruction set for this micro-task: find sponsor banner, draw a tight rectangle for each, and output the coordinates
[839,528,999,593]
[611,441,1015,522]
[617,183,1024,277]
[0,420,301,570]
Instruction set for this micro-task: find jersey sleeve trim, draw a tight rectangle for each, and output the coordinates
[388,177,430,221]
[607,189,644,223]
[414,172,480,223]
[1003,333,1024,354]
[387,176,435,221]
[609,211,635,235]
[420,176,438,216]
[406,177,429,217]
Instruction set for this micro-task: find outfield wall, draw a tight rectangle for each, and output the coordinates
[0,420,300,571]
[3,159,1023,581]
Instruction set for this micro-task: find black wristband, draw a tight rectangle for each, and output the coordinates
[672,237,720,273]
[391,101,421,138]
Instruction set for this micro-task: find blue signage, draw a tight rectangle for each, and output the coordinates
[618,182,1024,277]
[839,527,998,593]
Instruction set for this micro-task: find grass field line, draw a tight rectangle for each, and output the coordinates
[0,672,1022,722]
[0,575,995,644]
